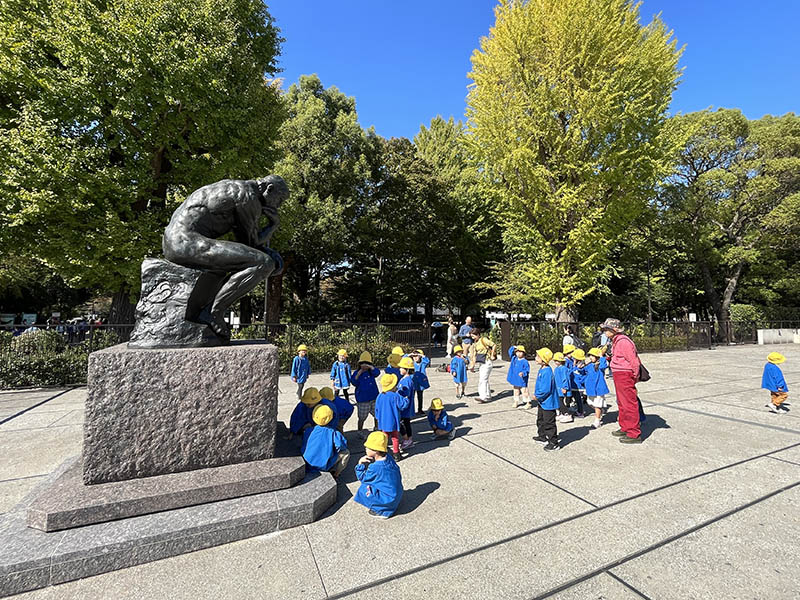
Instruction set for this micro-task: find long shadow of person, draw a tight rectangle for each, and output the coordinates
[640,413,670,440]
[394,482,441,516]
[557,425,591,447]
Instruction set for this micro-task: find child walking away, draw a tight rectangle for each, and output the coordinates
[352,352,381,435]
[290,344,310,399]
[397,357,416,450]
[532,348,560,451]
[410,349,431,414]
[330,349,352,401]
[321,386,353,433]
[507,344,532,408]
[385,353,402,380]
[584,348,610,429]
[553,352,573,423]
[762,352,789,413]
[427,397,456,440]
[375,374,408,459]
[355,432,404,519]
[450,345,468,398]
[302,404,350,478]
[569,348,587,418]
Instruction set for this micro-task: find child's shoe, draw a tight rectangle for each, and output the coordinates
[401,438,414,450]
[557,414,573,423]
[767,404,780,414]
[524,402,534,409]
[543,442,560,451]
[368,509,389,519]
[448,429,456,440]
[592,419,602,429]
[532,435,548,444]
[778,404,790,412]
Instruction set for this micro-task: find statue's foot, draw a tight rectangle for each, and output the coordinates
[194,308,231,340]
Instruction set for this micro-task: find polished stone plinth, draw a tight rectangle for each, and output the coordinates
[83,342,279,484]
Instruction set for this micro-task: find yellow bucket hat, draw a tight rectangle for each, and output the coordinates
[563,344,576,354]
[588,347,603,358]
[318,386,335,401]
[392,345,404,356]
[429,397,444,411]
[312,404,333,426]
[515,345,526,354]
[301,387,321,406]
[297,344,308,352]
[414,349,425,356]
[453,345,463,354]
[552,351,565,362]
[536,347,553,363]
[358,351,373,364]
[364,431,388,453]
[337,348,348,358]
[387,353,401,368]
[381,373,398,392]
[398,356,415,370]
[572,348,586,361]
[767,352,786,365]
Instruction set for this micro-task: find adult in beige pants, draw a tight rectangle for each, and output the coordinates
[468,329,497,403]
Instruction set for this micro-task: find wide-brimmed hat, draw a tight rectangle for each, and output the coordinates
[588,347,603,358]
[391,346,404,356]
[312,404,333,426]
[387,353,401,368]
[297,344,308,352]
[365,431,388,453]
[319,386,335,401]
[552,352,565,362]
[767,352,786,365]
[562,344,575,354]
[536,347,553,363]
[381,373,398,392]
[398,356,415,370]
[453,345,463,354]
[301,387,321,406]
[337,348,348,357]
[572,348,586,361]
[358,351,373,365]
[600,318,624,332]
[515,345,526,354]
[429,398,444,411]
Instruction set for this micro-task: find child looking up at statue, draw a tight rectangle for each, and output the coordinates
[290,344,310,400]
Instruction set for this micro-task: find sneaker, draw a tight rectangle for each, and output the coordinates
[368,509,389,519]
[543,442,560,451]
[476,398,486,404]
[767,404,780,414]
[611,429,627,437]
[448,429,456,440]
[532,435,548,444]
[592,419,601,429]
[619,435,643,444]
[401,439,415,450]
[557,414,573,423]
[778,404,790,412]
[575,412,585,419]
[524,402,533,410]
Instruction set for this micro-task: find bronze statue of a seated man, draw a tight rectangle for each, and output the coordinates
[162,175,288,340]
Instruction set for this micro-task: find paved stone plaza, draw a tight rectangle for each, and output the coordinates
[1,343,798,599]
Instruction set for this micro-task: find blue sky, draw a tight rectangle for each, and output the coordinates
[267,1,799,140]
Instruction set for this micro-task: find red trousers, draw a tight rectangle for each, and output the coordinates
[613,369,640,439]
[384,430,400,454]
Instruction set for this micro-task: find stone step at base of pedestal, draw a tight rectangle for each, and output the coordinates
[0,459,336,598]
[27,455,306,532]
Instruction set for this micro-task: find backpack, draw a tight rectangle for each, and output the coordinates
[591,331,603,348]
[573,336,588,351]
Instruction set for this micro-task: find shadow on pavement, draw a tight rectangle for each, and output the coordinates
[395,482,441,515]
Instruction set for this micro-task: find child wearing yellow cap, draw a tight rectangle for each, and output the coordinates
[532,348,560,451]
[410,349,431,414]
[427,397,455,440]
[385,353,402,380]
[352,351,381,435]
[762,352,789,413]
[507,344,532,408]
[301,404,350,477]
[330,349,352,402]
[355,432,404,518]
[291,344,310,400]
[450,345,468,399]
[320,387,353,433]
[553,352,573,423]
[397,356,417,450]
[375,373,409,457]
[584,347,610,428]
[568,348,587,418]
[288,387,339,440]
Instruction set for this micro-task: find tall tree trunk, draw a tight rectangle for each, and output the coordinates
[267,253,292,323]
[555,301,577,323]
[239,296,252,325]
[108,288,136,324]
[424,298,433,324]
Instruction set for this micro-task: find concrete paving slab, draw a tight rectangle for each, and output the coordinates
[0,477,46,515]
[549,572,643,600]
[611,484,800,600]
[656,399,800,435]
[0,428,82,481]
[0,412,71,432]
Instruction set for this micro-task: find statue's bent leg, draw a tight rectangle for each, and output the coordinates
[209,255,274,335]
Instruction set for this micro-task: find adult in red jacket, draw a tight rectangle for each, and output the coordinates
[601,318,643,444]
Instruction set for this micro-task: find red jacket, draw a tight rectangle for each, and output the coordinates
[610,333,641,375]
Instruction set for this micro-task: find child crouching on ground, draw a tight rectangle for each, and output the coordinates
[354,432,404,519]
[584,348,610,429]
[507,344,532,408]
[375,374,408,458]
[532,348,560,451]
[288,387,338,440]
[762,352,789,413]
[450,345,468,398]
[320,386,353,433]
[302,404,350,478]
[427,397,455,440]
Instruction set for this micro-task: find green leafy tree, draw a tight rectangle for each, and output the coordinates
[0,0,284,321]
[466,0,682,321]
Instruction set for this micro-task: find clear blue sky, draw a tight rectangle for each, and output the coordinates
[267,1,799,140]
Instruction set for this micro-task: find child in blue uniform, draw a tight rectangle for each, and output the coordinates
[330,349,352,401]
[532,348,559,451]
[507,344,531,409]
[397,356,416,450]
[385,353,402,380]
[553,352,573,423]
[450,345,468,398]
[584,348,610,429]
[355,432,403,519]
[427,397,455,440]
[410,349,431,414]
[375,374,408,458]
[302,404,350,477]
[320,386,353,432]
[568,348,587,418]
[352,351,381,434]
[762,352,789,413]
[288,387,339,440]
[290,344,311,400]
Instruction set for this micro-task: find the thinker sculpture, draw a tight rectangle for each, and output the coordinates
[129,176,288,347]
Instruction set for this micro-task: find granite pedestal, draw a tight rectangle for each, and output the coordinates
[83,342,279,484]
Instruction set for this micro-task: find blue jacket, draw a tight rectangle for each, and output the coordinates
[570,363,586,390]
[412,357,431,390]
[384,366,401,380]
[534,366,560,410]
[375,390,407,432]
[333,394,354,421]
[762,363,788,392]
[554,364,571,397]
[354,455,403,517]
[288,399,339,435]
[584,358,610,396]
[301,425,347,472]
[450,356,468,383]
[290,355,310,384]
[427,409,454,433]
[506,346,530,387]
[352,367,381,403]
[397,374,416,418]
[330,360,352,389]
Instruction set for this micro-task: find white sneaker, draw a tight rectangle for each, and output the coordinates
[592,419,602,429]
[558,414,573,423]
[767,404,780,414]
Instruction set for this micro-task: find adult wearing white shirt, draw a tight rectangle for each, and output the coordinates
[562,324,575,349]
[468,329,497,403]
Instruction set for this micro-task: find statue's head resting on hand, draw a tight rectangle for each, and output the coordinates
[257,175,289,217]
